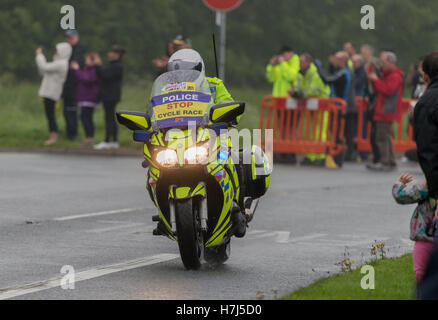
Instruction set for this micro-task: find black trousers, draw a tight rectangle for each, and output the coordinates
[103,100,118,142]
[80,107,95,138]
[344,113,358,160]
[43,98,58,133]
[370,120,380,164]
[63,96,78,140]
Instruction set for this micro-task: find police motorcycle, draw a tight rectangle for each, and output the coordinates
[116,51,271,270]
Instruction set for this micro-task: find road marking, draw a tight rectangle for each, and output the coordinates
[53,207,145,221]
[277,233,327,244]
[0,253,179,300]
[247,230,326,244]
[87,222,146,233]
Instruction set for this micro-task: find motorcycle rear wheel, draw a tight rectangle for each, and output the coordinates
[175,199,202,270]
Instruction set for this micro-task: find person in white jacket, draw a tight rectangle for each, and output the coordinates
[35,42,72,145]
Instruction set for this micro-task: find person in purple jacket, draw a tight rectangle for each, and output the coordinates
[71,53,100,147]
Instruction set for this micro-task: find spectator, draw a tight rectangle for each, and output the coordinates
[344,41,357,71]
[344,41,357,58]
[317,51,357,162]
[352,54,368,97]
[289,53,330,167]
[35,43,72,145]
[403,57,426,163]
[63,30,85,140]
[71,53,101,147]
[152,35,192,76]
[366,51,403,171]
[392,173,436,286]
[94,45,125,150]
[352,54,370,161]
[266,45,300,97]
[413,51,438,224]
[152,42,175,76]
[266,45,300,163]
[361,45,381,165]
[407,57,427,99]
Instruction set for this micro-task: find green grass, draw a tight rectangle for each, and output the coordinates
[282,254,416,300]
[0,82,268,149]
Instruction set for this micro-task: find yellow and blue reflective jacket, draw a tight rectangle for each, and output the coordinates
[293,63,330,98]
[207,76,242,124]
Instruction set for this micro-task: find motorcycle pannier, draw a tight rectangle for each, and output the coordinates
[242,146,271,199]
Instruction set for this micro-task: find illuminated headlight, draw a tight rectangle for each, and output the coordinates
[184,145,209,164]
[156,149,178,167]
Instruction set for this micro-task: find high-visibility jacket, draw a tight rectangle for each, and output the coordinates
[207,77,233,104]
[293,63,330,98]
[266,55,300,97]
[293,63,331,162]
[207,76,242,123]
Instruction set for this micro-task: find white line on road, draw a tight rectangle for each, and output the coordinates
[247,231,326,244]
[87,222,145,233]
[277,233,327,244]
[0,253,179,300]
[53,207,145,221]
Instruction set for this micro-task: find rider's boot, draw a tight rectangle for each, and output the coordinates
[231,206,247,238]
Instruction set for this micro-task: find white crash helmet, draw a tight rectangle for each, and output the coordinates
[167,49,205,78]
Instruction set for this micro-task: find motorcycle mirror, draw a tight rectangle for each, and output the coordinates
[209,102,245,124]
[116,111,151,132]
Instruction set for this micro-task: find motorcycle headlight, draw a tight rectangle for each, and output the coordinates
[156,149,178,167]
[184,145,209,164]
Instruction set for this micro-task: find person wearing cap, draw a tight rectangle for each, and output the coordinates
[94,45,126,150]
[63,29,85,140]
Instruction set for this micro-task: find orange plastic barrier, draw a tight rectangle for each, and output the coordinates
[259,96,346,156]
[355,97,417,153]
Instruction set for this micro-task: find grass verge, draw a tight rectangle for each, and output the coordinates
[0,82,267,150]
[282,254,416,300]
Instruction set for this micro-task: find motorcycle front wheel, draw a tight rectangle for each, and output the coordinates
[175,199,202,270]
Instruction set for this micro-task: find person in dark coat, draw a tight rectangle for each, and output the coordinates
[317,51,357,162]
[63,29,85,140]
[413,51,438,217]
[94,45,125,150]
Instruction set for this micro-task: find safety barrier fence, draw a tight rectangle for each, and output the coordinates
[259,96,346,157]
[260,96,417,156]
[355,97,417,153]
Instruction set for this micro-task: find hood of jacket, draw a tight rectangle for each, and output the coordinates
[55,42,72,61]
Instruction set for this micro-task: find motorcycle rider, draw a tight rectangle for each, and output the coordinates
[161,48,247,237]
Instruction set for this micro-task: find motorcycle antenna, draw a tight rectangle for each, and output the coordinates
[212,33,219,78]
[210,9,219,78]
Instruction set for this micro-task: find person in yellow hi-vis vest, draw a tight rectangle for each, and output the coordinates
[266,45,300,164]
[266,45,300,97]
[289,53,332,167]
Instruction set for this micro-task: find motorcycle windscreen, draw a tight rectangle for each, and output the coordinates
[148,70,212,129]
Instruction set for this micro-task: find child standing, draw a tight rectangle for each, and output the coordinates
[71,53,100,147]
[392,173,437,283]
